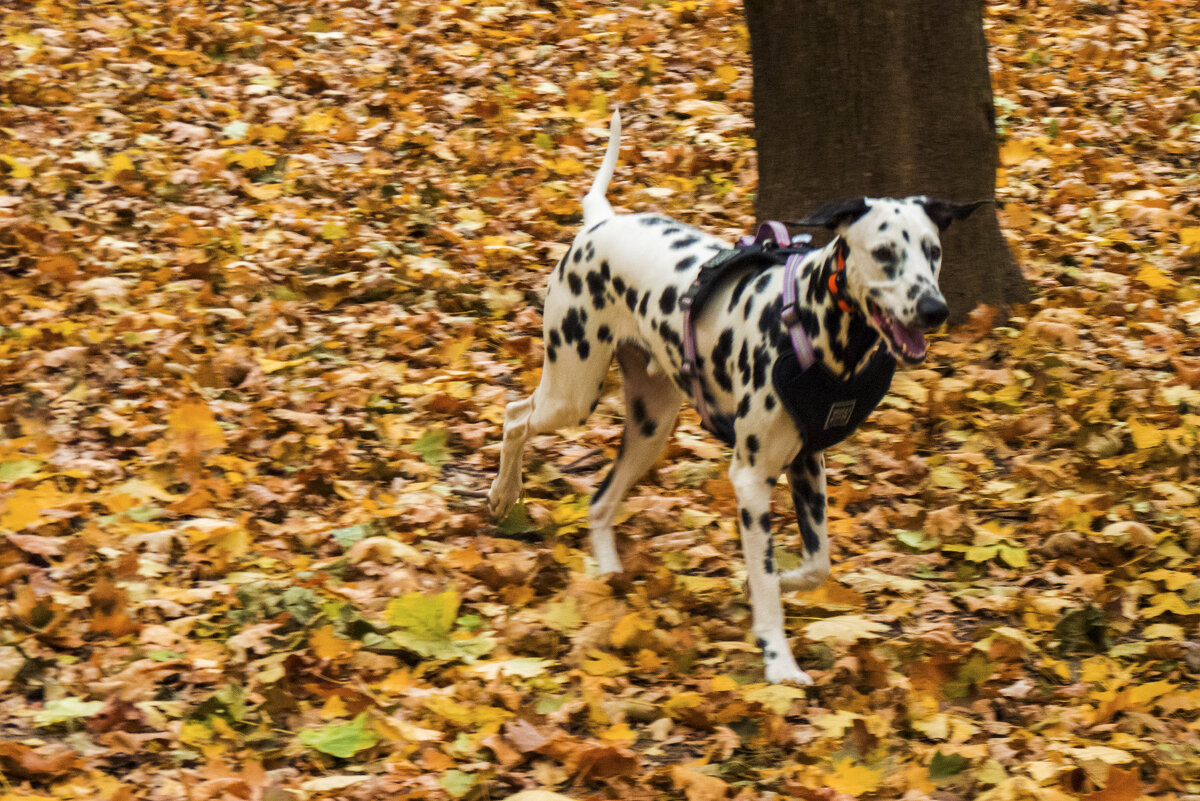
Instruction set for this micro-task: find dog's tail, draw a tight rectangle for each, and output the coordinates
[581,109,621,228]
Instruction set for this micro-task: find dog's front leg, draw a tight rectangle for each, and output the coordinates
[729,454,812,685]
[780,451,831,592]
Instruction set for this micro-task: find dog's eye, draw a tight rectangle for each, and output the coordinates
[871,246,894,263]
[929,245,942,261]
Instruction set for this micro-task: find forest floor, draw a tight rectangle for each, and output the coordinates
[1,0,1199,799]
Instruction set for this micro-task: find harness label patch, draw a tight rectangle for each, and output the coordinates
[824,400,857,430]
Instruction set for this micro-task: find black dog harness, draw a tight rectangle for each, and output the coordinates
[679,221,895,453]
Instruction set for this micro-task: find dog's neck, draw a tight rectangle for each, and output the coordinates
[795,239,882,378]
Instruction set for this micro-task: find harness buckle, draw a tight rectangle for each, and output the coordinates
[680,358,697,378]
[780,301,799,327]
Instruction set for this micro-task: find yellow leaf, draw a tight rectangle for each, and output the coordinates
[321,221,348,240]
[710,674,738,692]
[1135,264,1176,290]
[714,64,739,83]
[803,614,890,644]
[825,759,884,796]
[599,722,636,743]
[1180,227,1200,246]
[0,154,32,179]
[0,483,67,530]
[582,650,628,677]
[1127,416,1164,449]
[244,182,283,200]
[320,695,350,720]
[232,148,275,170]
[310,625,355,660]
[103,152,136,181]
[169,399,226,450]
[610,612,651,649]
[998,138,1038,166]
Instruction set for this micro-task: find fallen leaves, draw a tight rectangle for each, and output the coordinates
[0,0,1198,799]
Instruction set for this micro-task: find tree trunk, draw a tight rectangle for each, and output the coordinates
[743,0,1028,321]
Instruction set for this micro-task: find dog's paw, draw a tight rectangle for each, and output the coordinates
[487,478,520,521]
[764,656,814,686]
[779,562,830,593]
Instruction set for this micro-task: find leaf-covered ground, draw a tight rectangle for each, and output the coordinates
[1,1,1199,799]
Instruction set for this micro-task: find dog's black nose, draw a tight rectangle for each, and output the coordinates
[916,295,949,329]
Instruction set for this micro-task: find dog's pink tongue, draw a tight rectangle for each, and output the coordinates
[889,318,927,361]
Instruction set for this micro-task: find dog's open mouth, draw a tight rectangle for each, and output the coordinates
[868,302,927,364]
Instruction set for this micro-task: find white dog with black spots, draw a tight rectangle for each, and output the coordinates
[490,111,985,684]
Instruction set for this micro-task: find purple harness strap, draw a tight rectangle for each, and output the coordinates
[680,221,817,435]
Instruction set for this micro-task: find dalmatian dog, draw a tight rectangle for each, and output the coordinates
[489,111,985,684]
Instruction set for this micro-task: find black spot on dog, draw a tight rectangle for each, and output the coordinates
[752,345,771,390]
[638,291,650,317]
[586,270,607,309]
[740,508,752,528]
[712,329,735,392]
[597,324,612,343]
[600,260,611,280]
[746,434,760,455]
[675,255,698,272]
[577,339,590,360]
[612,276,626,295]
[736,396,750,418]
[587,219,608,234]
[672,236,700,250]
[765,394,776,411]
[754,272,771,292]
[625,287,638,311]
[908,284,922,300]
[547,346,557,362]
[593,468,614,504]
[765,475,777,488]
[727,271,756,311]
[549,329,562,349]
[663,226,683,236]
[759,511,771,531]
[567,273,583,295]
[757,301,783,346]
[902,230,910,242]
[809,495,825,524]
[641,419,657,438]
[562,309,584,344]
[797,307,820,339]
[738,341,750,385]
[743,295,756,320]
[659,286,678,314]
[639,216,671,227]
[882,261,898,280]
[755,636,767,651]
[573,248,583,264]
[879,221,888,231]
[631,397,647,425]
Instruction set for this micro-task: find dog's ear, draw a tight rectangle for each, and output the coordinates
[919,198,991,231]
[794,197,871,231]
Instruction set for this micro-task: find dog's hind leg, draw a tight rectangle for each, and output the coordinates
[488,304,614,522]
[779,451,831,592]
[587,344,683,574]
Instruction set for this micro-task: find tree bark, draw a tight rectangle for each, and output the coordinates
[743,0,1028,321]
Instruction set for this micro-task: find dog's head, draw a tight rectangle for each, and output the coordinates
[797,196,989,364]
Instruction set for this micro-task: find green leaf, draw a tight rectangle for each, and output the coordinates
[896,529,939,551]
[0,459,41,481]
[386,590,458,637]
[929,750,970,779]
[439,769,478,798]
[299,713,380,758]
[385,590,495,662]
[998,545,1028,568]
[498,501,537,536]
[331,522,373,549]
[34,697,105,727]
[411,428,449,467]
